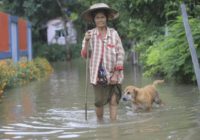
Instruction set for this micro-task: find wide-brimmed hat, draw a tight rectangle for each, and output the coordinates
[81,3,119,22]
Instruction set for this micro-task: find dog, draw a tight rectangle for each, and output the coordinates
[122,80,164,112]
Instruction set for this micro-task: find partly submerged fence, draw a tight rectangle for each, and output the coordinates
[0,12,32,62]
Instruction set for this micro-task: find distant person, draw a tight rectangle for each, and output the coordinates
[81,3,125,121]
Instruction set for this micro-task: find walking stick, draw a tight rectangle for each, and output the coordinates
[84,37,90,121]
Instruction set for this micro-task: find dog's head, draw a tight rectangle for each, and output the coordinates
[122,86,139,102]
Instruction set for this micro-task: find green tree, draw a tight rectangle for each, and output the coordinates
[143,16,200,83]
[2,0,200,82]
[2,0,62,41]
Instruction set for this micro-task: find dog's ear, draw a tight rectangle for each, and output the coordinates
[133,88,139,95]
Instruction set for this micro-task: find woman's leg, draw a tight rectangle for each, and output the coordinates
[109,93,118,121]
[93,85,104,121]
[96,106,104,121]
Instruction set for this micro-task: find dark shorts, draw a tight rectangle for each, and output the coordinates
[93,84,122,107]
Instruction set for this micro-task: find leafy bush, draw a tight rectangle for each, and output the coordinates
[0,60,16,94]
[69,43,82,59]
[0,58,53,95]
[33,43,66,61]
[141,16,200,83]
[34,57,53,77]
[33,42,82,61]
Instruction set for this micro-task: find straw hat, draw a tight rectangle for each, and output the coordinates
[81,3,119,22]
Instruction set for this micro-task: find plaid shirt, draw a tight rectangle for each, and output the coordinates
[81,27,125,85]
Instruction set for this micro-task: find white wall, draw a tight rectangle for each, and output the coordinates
[47,18,77,45]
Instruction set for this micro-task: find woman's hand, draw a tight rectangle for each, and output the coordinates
[85,31,91,41]
[110,71,119,85]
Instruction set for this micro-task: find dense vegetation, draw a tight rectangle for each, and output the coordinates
[0,58,53,95]
[1,0,200,83]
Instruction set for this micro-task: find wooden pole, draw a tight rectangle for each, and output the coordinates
[84,43,89,121]
[181,3,200,91]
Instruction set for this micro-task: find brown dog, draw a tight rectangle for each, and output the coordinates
[122,80,164,112]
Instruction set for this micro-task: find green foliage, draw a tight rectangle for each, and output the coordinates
[33,43,66,61]
[0,60,16,92]
[142,16,200,82]
[0,58,53,94]
[33,42,82,61]
[16,61,40,85]
[33,57,54,77]
[46,45,67,62]
[2,0,200,83]
[2,0,61,42]
[2,0,200,42]
[69,43,82,59]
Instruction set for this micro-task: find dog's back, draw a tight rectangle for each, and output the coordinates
[140,80,164,104]
[141,80,164,93]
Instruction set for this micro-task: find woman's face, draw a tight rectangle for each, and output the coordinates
[94,12,107,28]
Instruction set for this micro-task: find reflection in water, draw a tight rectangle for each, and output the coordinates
[0,59,200,139]
[0,87,36,124]
[130,64,142,86]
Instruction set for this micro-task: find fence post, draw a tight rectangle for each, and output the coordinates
[181,3,200,91]
[10,16,19,63]
[27,21,32,61]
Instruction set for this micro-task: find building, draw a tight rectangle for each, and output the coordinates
[0,12,32,62]
[46,18,77,45]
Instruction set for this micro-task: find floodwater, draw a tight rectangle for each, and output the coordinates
[0,59,200,140]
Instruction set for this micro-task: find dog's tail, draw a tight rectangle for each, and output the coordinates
[153,80,164,87]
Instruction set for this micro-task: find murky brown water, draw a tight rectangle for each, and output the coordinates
[0,59,200,140]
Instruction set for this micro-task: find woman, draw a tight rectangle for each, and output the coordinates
[81,3,125,121]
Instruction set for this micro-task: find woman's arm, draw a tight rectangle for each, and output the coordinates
[114,31,125,71]
[81,30,92,58]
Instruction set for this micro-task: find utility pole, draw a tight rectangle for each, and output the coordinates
[181,3,200,91]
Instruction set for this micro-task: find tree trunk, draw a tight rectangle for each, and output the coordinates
[56,0,72,61]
